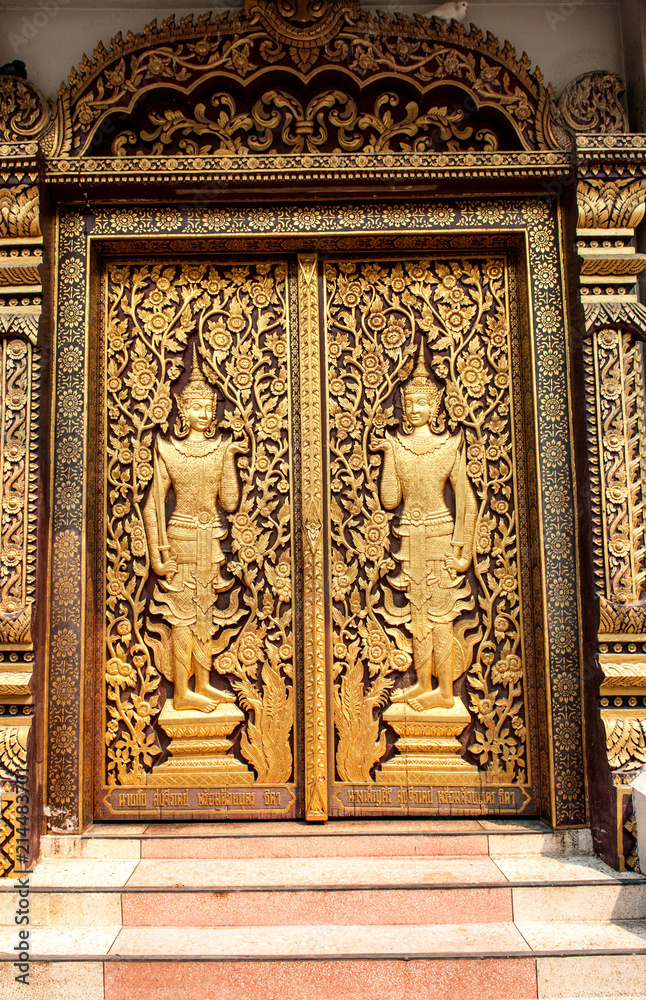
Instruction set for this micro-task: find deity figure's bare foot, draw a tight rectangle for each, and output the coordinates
[391,683,425,704]
[409,690,454,711]
[173,691,221,713]
[196,682,236,704]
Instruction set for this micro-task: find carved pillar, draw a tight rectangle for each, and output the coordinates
[0,72,49,874]
[577,131,646,871]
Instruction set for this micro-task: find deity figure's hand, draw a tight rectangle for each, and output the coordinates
[152,554,178,577]
[370,434,392,454]
[445,553,470,576]
[227,436,250,457]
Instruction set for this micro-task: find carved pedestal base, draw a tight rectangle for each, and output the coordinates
[376,699,477,785]
[148,700,253,787]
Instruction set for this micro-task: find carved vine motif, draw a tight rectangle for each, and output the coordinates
[0,339,34,638]
[558,71,628,135]
[586,329,646,606]
[326,257,526,784]
[104,262,295,785]
[113,89,498,157]
[54,0,557,156]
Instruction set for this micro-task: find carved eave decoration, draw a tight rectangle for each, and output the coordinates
[30,0,570,195]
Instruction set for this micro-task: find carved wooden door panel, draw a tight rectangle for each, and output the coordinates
[311,252,540,819]
[95,250,538,821]
[97,257,299,820]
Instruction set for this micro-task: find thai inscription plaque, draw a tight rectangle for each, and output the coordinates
[95,250,538,820]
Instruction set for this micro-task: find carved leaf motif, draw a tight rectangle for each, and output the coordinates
[0,187,40,239]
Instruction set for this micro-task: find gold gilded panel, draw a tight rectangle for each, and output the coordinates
[99,259,297,817]
[324,255,534,813]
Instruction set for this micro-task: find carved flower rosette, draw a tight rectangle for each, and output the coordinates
[104,261,295,786]
[325,257,527,785]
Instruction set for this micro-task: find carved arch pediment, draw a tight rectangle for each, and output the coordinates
[41,0,569,159]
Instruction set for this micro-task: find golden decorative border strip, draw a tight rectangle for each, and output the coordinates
[44,152,572,187]
[298,254,328,821]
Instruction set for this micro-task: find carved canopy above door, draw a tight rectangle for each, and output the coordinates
[40,0,569,162]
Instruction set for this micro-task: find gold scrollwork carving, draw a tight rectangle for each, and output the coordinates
[112,89,498,157]
[104,262,295,786]
[0,75,50,143]
[0,339,36,644]
[0,727,28,777]
[0,186,40,240]
[325,257,527,785]
[0,791,17,876]
[602,712,646,771]
[558,72,628,135]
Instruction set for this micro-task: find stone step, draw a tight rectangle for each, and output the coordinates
[1,855,644,928]
[1,928,645,1000]
[39,819,594,861]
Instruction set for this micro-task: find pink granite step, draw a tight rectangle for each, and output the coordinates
[121,884,513,927]
[138,831,489,859]
[107,920,530,957]
[103,956,538,1000]
[125,854,507,888]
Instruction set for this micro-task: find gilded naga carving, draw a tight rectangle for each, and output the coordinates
[143,350,247,713]
[376,344,478,711]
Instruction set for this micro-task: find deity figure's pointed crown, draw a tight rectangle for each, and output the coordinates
[179,345,216,405]
[403,342,442,406]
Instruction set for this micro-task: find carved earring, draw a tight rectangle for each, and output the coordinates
[174,405,190,439]
[403,417,413,435]
[431,409,446,434]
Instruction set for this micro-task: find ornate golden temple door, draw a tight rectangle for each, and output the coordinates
[93,242,541,823]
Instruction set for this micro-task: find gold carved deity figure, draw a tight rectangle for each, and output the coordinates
[143,350,248,714]
[377,343,478,711]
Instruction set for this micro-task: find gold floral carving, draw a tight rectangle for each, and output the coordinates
[558,72,628,135]
[112,89,498,157]
[599,598,646,636]
[325,257,527,784]
[577,180,646,231]
[104,262,295,785]
[246,0,360,72]
[602,712,646,771]
[298,254,327,820]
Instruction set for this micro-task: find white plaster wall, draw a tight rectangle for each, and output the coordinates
[0,0,624,102]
